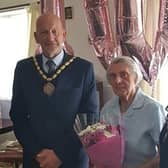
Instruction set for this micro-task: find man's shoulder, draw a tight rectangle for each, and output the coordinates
[17,56,34,65]
[15,56,41,72]
[73,56,93,68]
[17,55,42,66]
[75,56,92,64]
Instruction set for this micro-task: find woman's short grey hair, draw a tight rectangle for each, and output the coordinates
[107,56,143,85]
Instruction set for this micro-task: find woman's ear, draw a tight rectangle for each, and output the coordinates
[134,73,138,85]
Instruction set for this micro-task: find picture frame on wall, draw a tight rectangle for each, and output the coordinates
[65,6,73,19]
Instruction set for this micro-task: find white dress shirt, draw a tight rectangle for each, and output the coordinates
[42,50,64,73]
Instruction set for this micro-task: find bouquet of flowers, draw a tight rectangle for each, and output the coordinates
[78,122,124,168]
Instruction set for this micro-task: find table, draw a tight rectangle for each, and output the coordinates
[0,119,13,134]
[0,119,22,168]
[0,150,22,168]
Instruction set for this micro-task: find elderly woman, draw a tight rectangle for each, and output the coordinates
[100,56,166,168]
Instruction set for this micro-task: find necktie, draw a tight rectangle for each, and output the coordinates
[46,60,56,74]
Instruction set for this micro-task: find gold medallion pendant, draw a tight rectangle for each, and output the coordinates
[43,82,55,96]
[33,56,76,96]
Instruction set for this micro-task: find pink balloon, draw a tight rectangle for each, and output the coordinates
[83,0,119,69]
[154,0,168,69]
[40,0,74,56]
[116,0,160,85]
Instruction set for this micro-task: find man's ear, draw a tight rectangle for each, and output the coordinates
[134,73,138,85]
[63,31,67,41]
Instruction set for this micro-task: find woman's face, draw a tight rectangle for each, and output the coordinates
[108,63,137,99]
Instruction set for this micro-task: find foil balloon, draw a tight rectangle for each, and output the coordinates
[154,0,168,69]
[40,0,74,56]
[116,0,160,85]
[83,0,119,69]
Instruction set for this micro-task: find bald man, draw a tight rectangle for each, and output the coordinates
[10,13,99,168]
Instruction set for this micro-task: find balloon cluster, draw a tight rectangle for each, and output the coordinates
[39,0,168,85]
[83,0,168,85]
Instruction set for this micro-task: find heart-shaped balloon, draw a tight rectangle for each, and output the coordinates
[83,0,119,69]
[83,0,168,85]
[116,0,168,85]
[153,0,168,73]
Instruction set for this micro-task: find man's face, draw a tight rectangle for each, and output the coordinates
[108,63,136,99]
[34,15,66,58]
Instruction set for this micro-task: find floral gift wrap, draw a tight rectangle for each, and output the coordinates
[78,122,125,168]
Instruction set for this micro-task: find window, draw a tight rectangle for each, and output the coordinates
[0,8,29,99]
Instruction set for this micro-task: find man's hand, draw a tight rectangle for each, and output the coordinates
[36,149,62,168]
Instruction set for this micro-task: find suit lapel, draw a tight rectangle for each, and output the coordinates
[35,54,43,68]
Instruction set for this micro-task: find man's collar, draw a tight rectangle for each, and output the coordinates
[42,50,64,67]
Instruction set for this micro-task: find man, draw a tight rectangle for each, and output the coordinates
[10,13,99,168]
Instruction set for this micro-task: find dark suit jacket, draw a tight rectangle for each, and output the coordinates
[160,120,168,168]
[10,52,99,168]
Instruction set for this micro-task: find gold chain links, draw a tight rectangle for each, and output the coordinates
[33,56,76,82]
